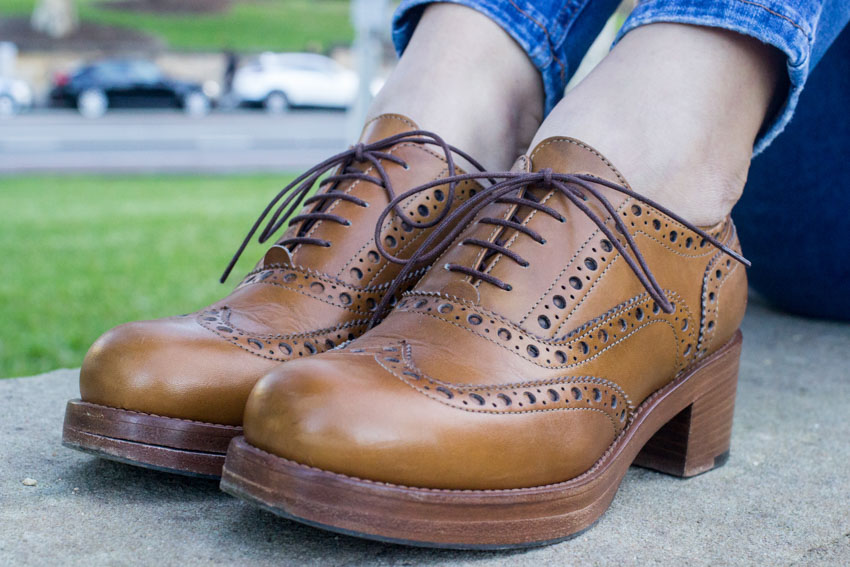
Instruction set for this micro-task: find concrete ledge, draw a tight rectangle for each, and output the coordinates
[1,298,848,565]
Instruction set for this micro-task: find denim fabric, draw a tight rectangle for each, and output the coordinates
[392,0,621,115]
[617,0,850,154]
[732,25,850,320]
[393,0,850,153]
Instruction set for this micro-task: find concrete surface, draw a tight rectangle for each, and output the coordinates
[1,297,848,566]
[0,110,348,174]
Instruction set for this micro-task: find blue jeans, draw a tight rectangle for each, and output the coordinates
[393,0,850,153]
[393,0,850,321]
[734,24,850,320]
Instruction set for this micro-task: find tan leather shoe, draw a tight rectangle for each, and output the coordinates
[221,137,749,547]
[62,114,485,477]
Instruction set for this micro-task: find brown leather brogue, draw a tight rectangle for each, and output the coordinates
[221,137,749,547]
[62,114,485,477]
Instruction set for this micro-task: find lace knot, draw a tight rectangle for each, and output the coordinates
[353,143,366,162]
[540,168,554,188]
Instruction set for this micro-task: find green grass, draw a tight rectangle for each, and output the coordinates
[0,174,293,377]
[5,0,353,52]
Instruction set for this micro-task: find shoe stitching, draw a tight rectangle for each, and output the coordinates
[197,310,369,362]
[698,250,741,355]
[241,332,740,494]
[77,401,242,429]
[519,219,599,326]
[398,340,630,400]
[239,264,426,315]
[529,138,628,186]
[373,352,622,434]
[477,188,557,284]
[248,264,413,293]
[363,176,483,287]
[394,291,690,375]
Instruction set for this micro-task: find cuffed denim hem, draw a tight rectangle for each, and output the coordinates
[392,0,568,115]
[615,0,816,155]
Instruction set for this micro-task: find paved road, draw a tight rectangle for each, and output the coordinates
[1,296,849,565]
[0,110,351,174]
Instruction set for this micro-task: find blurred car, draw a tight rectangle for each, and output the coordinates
[0,76,33,117]
[232,52,359,112]
[50,59,211,118]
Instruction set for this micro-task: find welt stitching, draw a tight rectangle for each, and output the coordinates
[242,335,739,494]
[77,401,242,429]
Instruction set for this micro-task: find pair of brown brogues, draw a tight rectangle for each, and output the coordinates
[63,114,748,549]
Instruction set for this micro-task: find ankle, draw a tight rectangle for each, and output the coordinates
[533,105,752,225]
[528,23,781,225]
[366,3,543,169]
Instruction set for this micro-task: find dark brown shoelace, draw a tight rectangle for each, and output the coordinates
[370,168,749,325]
[220,130,486,283]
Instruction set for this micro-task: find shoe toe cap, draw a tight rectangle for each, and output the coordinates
[243,349,617,489]
[80,316,274,425]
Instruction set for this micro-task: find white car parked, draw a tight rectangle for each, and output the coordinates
[0,76,33,117]
[232,52,359,112]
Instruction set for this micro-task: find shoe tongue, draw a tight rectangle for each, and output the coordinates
[526,137,629,189]
[261,114,420,269]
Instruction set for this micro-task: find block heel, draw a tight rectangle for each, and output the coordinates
[634,339,740,477]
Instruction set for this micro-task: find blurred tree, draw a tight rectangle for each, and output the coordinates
[31,0,79,38]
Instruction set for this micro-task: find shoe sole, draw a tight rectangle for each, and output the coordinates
[220,330,742,549]
[63,400,242,478]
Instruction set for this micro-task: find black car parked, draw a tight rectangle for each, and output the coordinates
[50,59,211,117]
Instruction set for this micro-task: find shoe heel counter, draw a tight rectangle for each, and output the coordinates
[697,219,747,358]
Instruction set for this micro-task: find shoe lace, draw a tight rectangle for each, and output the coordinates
[370,168,750,325]
[220,130,487,283]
